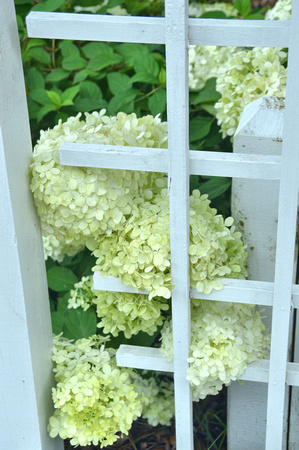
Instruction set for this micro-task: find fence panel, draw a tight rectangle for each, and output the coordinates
[1,1,297,448]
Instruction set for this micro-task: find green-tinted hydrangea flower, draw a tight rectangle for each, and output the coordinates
[160,300,270,401]
[265,0,292,20]
[188,3,239,91]
[48,335,143,447]
[189,2,238,19]
[42,235,85,262]
[89,189,247,299]
[68,275,170,338]
[189,45,240,91]
[30,110,167,259]
[135,374,175,426]
[215,47,287,138]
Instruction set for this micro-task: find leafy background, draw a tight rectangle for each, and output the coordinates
[15,0,275,448]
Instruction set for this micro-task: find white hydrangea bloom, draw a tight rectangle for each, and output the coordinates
[67,275,169,337]
[48,335,143,447]
[30,110,168,258]
[160,301,270,401]
[42,235,85,262]
[90,189,247,299]
[189,45,239,91]
[189,2,238,18]
[135,374,175,426]
[188,3,239,91]
[265,0,292,20]
[215,47,287,138]
[67,276,94,311]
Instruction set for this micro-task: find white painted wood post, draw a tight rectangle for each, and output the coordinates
[0,2,63,448]
[229,96,289,449]
[25,3,299,449]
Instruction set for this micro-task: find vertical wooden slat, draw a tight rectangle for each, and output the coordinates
[0,2,63,448]
[265,3,299,448]
[229,96,288,449]
[165,0,193,448]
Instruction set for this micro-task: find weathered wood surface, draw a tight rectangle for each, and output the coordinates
[27,11,291,48]
[0,2,63,449]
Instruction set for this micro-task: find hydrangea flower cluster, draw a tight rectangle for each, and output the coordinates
[189,2,238,19]
[188,3,239,91]
[68,275,170,338]
[89,189,247,298]
[30,110,168,260]
[215,47,287,137]
[160,300,270,401]
[48,334,143,447]
[42,235,85,262]
[265,0,292,20]
[135,374,175,426]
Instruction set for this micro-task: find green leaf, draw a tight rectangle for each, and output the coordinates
[57,292,71,312]
[37,103,57,122]
[82,42,114,59]
[116,43,148,65]
[28,47,51,65]
[47,266,78,292]
[47,90,62,107]
[88,53,122,71]
[63,308,97,340]
[191,78,221,104]
[60,41,80,58]
[26,39,47,50]
[51,311,65,335]
[108,88,139,114]
[62,56,87,71]
[234,0,251,17]
[107,72,132,95]
[26,68,45,90]
[73,70,89,84]
[200,11,229,19]
[199,177,231,200]
[246,13,265,19]
[30,88,52,105]
[80,80,103,99]
[133,52,159,77]
[74,98,107,112]
[32,0,65,12]
[61,85,80,103]
[189,116,214,142]
[131,72,158,85]
[46,68,69,83]
[148,89,166,116]
[27,98,40,120]
[201,103,217,116]
[74,80,104,111]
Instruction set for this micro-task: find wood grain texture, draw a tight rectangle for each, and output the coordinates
[0,2,63,449]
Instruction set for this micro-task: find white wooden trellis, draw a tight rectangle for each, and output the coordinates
[2,0,299,448]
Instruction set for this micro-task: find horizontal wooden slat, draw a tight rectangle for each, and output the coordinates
[189,18,290,47]
[26,12,165,43]
[60,143,281,180]
[26,12,291,48]
[93,273,299,308]
[116,346,299,387]
[116,345,173,372]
